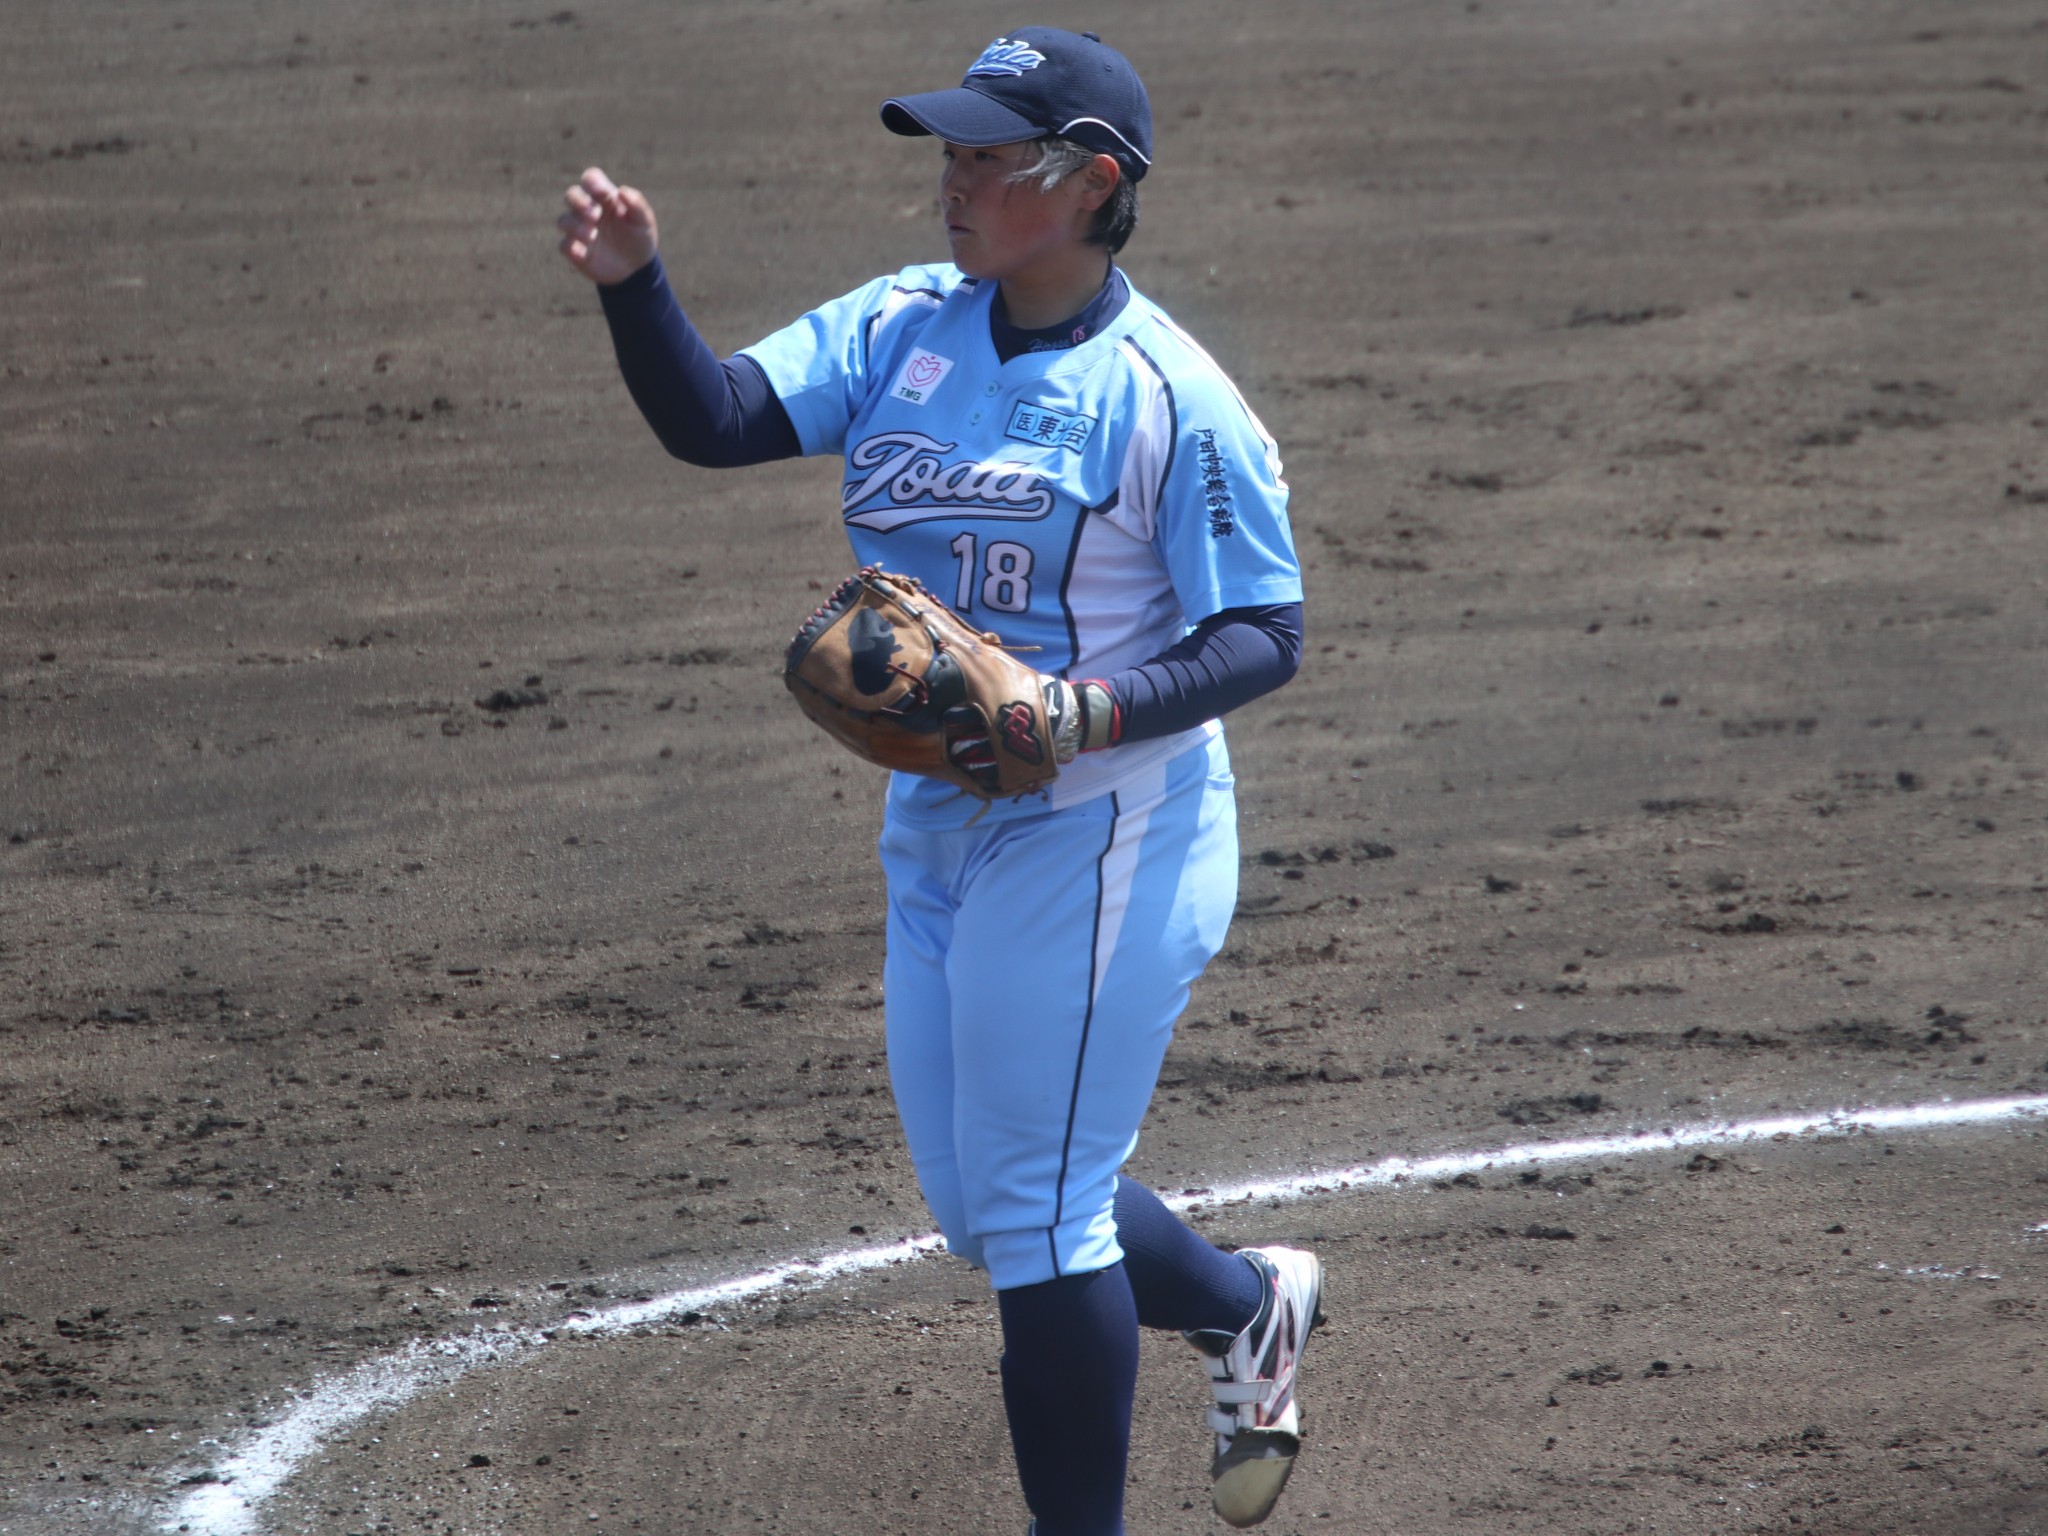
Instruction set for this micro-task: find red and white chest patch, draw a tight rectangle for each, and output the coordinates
[889,348,955,405]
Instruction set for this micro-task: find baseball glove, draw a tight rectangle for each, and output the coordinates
[783,566,1115,802]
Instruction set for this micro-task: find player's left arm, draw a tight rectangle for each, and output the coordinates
[1082,601,1302,749]
[1066,364,1303,749]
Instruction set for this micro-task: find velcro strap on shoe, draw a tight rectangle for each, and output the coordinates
[1207,1380,1272,1405]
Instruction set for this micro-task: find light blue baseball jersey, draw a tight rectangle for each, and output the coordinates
[741,264,1300,822]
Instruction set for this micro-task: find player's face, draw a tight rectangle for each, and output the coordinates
[937,140,1098,284]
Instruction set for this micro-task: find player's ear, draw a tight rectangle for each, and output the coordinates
[1078,153,1121,213]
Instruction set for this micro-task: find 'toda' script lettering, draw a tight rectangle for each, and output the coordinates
[841,431,1056,530]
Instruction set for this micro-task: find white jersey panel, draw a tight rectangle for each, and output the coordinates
[1041,506,1207,813]
[1102,337,1172,546]
[1063,507,1183,678]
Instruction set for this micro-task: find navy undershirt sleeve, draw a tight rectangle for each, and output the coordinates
[595,254,800,468]
[1100,602,1303,745]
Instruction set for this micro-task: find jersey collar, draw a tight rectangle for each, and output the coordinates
[955,266,1147,380]
[988,267,1131,365]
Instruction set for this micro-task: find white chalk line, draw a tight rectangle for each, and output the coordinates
[159,1092,2048,1534]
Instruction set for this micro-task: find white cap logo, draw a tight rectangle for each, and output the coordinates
[967,38,1046,78]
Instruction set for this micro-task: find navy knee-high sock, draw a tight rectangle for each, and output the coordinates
[997,1266,1138,1536]
[1113,1177,1265,1334]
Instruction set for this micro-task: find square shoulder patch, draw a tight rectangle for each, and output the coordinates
[889,349,955,405]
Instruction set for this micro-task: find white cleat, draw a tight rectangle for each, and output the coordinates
[1183,1246,1326,1528]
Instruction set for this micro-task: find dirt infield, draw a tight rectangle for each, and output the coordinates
[4,2,2046,1533]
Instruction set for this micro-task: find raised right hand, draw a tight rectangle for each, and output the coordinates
[557,166,659,286]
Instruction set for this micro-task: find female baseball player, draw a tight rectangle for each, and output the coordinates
[558,27,1320,1535]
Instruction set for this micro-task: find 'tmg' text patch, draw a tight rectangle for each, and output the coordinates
[890,349,955,405]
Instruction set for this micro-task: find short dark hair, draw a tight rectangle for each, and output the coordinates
[1011,136,1141,255]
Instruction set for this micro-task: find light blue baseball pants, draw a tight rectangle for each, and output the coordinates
[879,733,1238,1290]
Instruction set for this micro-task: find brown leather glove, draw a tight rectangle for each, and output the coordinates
[783,567,1114,803]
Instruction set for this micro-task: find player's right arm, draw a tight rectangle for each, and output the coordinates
[558,166,802,467]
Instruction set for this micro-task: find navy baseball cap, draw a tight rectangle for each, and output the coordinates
[881,27,1153,181]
